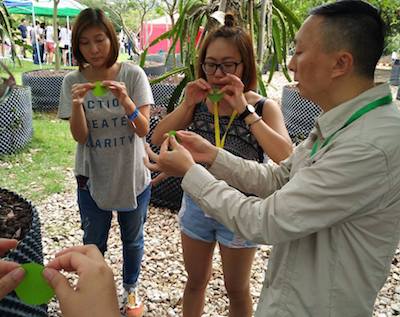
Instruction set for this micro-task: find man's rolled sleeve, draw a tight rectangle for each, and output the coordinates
[182,164,215,197]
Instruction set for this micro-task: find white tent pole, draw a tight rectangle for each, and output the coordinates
[31,5,42,68]
[67,16,71,66]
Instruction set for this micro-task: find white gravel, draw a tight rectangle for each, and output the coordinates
[37,172,400,317]
[37,70,400,316]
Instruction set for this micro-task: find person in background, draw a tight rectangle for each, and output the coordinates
[17,19,28,58]
[58,8,153,317]
[151,13,292,317]
[146,1,400,316]
[39,22,45,63]
[59,24,72,66]
[45,23,55,64]
[30,21,42,64]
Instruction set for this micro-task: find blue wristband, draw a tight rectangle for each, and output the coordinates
[127,108,139,121]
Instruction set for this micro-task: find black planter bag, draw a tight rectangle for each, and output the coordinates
[0,189,48,317]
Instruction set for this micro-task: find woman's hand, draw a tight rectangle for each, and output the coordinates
[0,239,25,300]
[71,83,94,107]
[102,80,132,111]
[216,74,248,113]
[183,79,212,108]
[44,245,120,317]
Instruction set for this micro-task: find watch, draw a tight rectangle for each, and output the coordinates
[237,104,256,121]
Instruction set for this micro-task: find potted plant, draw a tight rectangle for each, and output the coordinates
[22,68,71,112]
[0,188,47,317]
[0,62,33,155]
[281,84,321,144]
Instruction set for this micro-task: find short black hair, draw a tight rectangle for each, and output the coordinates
[310,0,385,79]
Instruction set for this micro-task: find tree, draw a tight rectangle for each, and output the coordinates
[283,0,400,54]
[0,2,20,64]
[160,0,178,65]
[140,0,300,112]
[131,0,158,46]
[53,0,61,70]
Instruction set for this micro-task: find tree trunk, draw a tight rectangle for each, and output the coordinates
[53,0,60,70]
[169,13,176,66]
[257,0,268,68]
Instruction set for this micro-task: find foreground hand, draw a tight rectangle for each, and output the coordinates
[44,245,120,317]
[0,239,25,300]
[145,135,196,178]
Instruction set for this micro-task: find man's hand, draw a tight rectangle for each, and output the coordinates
[145,131,218,185]
[175,131,218,165]
[0,239,25,300]
[44,245,120,317]
[145,135,196,178]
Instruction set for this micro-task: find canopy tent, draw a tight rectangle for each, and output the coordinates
[141,14,204,56]
[5,0,85,17]
[141,14,180,55]
[4,0,86,66]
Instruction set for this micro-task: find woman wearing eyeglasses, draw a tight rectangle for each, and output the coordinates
[151,13,292,316]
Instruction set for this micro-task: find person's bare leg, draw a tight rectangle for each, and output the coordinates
[181,233,215,317]
[220,244,256,317]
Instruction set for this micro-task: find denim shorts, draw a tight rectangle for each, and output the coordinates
[179,193,257,248]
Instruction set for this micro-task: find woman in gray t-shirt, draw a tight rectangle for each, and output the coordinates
[58,8,153,317]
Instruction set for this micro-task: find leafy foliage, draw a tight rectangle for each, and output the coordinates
[284,0,400,55]
[140,0,300,111]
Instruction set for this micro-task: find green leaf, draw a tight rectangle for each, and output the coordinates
[149,66,189,84]
[208,88,224,103]
[257,67,267,97]
[167,75,189,113]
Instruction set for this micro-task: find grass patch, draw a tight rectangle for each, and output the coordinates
[0,112,75,203]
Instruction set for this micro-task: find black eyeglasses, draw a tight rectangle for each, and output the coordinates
[201,61,242,75]
[0,61,16,104]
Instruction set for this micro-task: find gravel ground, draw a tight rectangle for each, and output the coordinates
[38,70,400,316]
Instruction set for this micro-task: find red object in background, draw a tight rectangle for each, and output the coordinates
[140,15,203,55]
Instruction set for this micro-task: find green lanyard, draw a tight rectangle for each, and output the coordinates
[310,94,392,158]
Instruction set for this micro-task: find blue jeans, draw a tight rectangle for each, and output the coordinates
[77,184,151,289]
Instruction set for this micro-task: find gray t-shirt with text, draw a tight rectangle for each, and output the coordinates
[58,62,154,211]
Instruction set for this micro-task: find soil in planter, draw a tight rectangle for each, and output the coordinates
[0,191,32,240]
